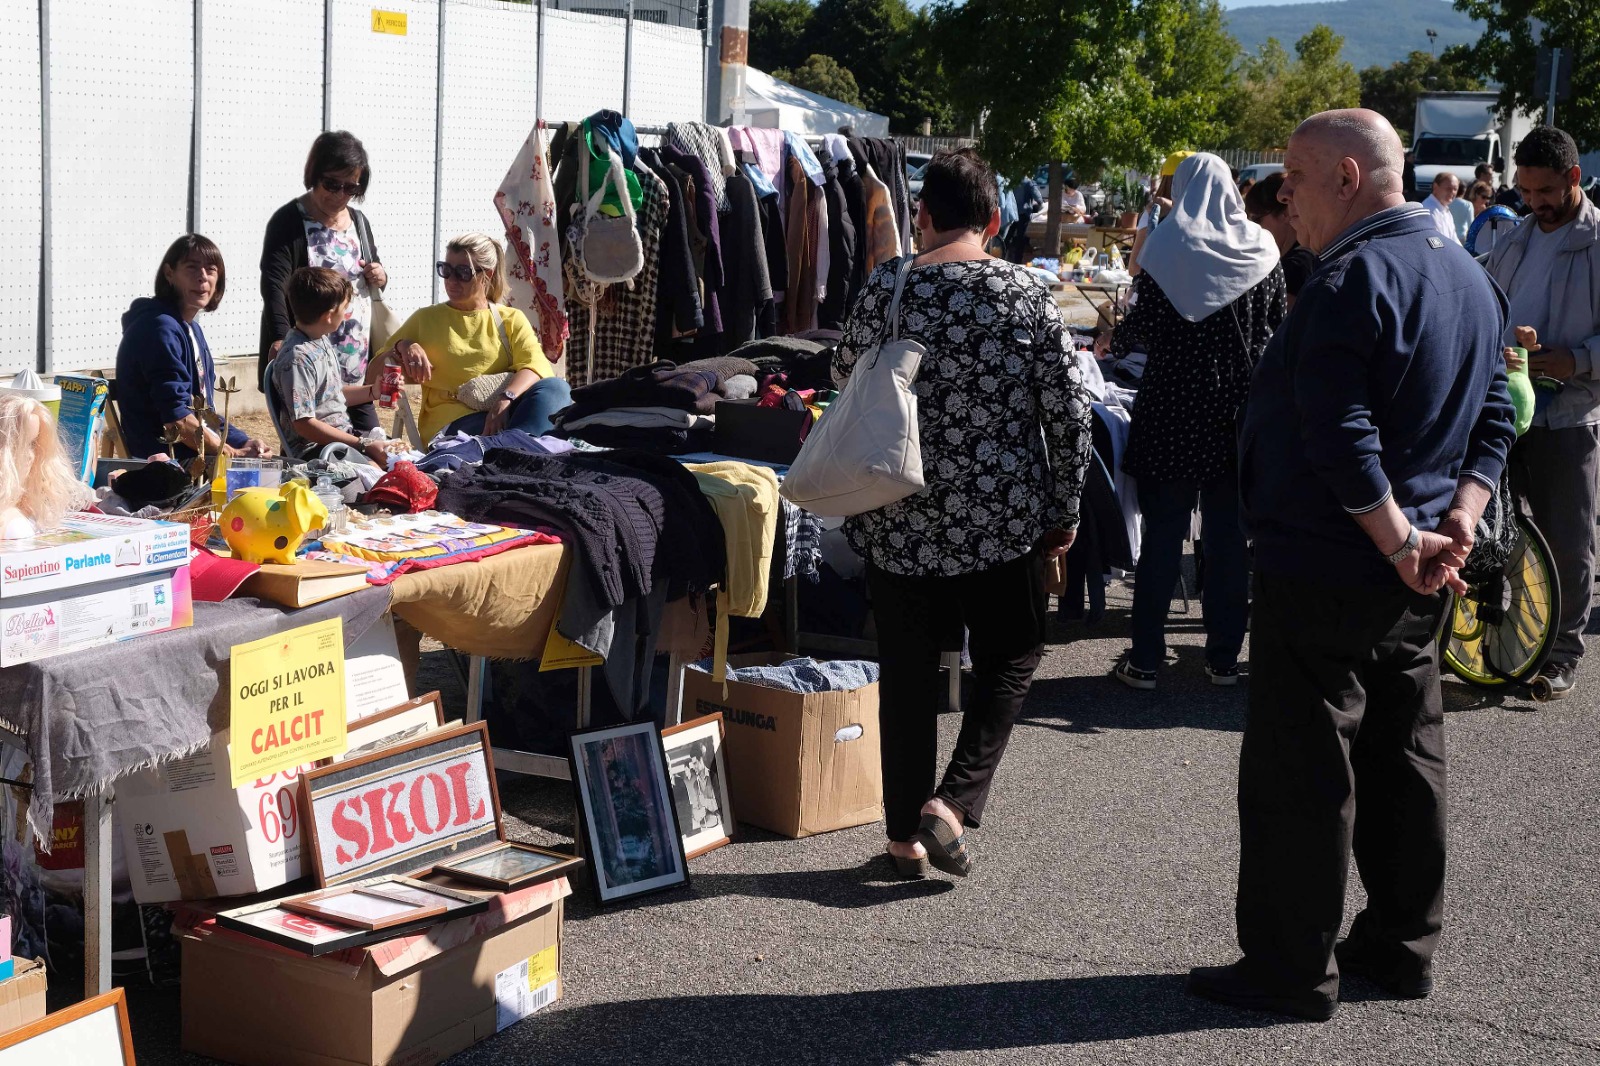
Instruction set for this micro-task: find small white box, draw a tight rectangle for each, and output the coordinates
[0,565,193,668]
[0,512,190,599]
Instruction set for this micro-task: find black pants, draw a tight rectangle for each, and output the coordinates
[1236,573,1448,1000]
[867,550,1047,842]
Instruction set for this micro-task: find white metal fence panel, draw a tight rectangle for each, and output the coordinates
[47,0,194,373]
[0,6,43,375]
[198,0,326,358]
[329,0,440,324]
[438,0,539,301]
[628,21,703,129]
[542,11,626,124]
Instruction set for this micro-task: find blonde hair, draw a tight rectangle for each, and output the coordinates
[446,233,508,304]
[0,395,77,532]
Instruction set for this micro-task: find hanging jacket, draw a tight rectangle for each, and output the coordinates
[637,148,704,342]
[716,169,774,353]
[819,155,857,330]
[662,145,726,338]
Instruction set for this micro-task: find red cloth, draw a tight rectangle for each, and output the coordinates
[363,461,438,513]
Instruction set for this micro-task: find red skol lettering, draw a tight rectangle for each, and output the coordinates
[330,796,370,865]
[444,761,486,826]
[408,772,453,836]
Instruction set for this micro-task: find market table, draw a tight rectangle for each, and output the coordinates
[0,586,392,998]
[1070,279,1133,328]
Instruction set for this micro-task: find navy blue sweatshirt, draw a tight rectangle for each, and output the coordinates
[1240,204,1515,583]
[115,297,249,460]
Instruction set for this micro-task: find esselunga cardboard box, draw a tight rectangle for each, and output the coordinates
[0,958,47,1037]
[116,616,410,904]
[181,877,569,1066]
[681,654,883,838]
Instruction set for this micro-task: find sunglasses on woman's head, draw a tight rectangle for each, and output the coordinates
[319,176,362,195]
[436,261,479,281]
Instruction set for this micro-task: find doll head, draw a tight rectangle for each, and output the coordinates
[0,394,77,535]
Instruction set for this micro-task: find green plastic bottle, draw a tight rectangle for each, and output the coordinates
[1507,348,1535,437]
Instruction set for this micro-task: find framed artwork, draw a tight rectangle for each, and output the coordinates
[279,884,448,931]
[569,721,688,905]
[433,841,584,891]
[301,721,503,886]
[662,713,734,859]
[218,877,487,956]
[0,988,135,1064]
[322,691,447,767]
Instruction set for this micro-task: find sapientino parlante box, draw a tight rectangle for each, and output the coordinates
[0,512,189,599]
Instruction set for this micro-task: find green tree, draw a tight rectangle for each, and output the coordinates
[750,0,816,75]
[1139,0,1242,157]
[1449,0,1600,150]
[774,54,865,106]
[1221,26,1360,149]
[806,0,952,133]
[1359,51,1486,142]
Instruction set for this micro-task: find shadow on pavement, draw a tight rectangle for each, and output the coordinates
[511,974,1277,1064]
[1019,666,1247,735]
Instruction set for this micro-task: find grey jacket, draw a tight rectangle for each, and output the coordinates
[1485,196,1600,428]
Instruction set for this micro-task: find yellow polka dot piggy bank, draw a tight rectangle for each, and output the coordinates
[220,483,329,564]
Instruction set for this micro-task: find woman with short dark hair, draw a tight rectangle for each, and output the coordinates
[116,235,273,460]
[259,131,387,432]
[1244,172,1316,303]
[833,148,1094,879]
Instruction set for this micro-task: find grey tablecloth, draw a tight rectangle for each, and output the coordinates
[0,587,391,845]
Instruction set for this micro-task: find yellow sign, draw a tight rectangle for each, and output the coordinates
[539,622,604,671]
[527,945,559,991]
[371,9,407,35]
[229,618,348,786]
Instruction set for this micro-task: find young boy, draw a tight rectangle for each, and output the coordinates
[273,267,389,465]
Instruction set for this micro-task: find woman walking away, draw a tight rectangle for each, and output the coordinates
[1104,152,1286,690]
[260,131,387,432]
[834,148,1094,879]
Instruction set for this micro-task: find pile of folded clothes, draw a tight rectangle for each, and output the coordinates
[552,358,756,454]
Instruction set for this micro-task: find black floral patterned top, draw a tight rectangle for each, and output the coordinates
[833,257,1095,578]
[1110,267,1286,483]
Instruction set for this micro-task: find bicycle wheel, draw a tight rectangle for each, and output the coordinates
[1443,517,1560,687]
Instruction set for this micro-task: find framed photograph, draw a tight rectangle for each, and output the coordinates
[279,885,448,931]
[301,721,504,886]
[322,691,447,767]
[0,988,135,1065]
[217,877,488,956]
[434,841,583,891]
[662,713,734,859]
[569,721,688,905]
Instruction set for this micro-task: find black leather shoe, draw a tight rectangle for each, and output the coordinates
[1335,938,1434,999]
[1535,661,1576,702]
[1186,961,1337,1022]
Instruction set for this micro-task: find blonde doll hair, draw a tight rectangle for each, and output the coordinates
[446,232,508,304]
[0,394,76,531]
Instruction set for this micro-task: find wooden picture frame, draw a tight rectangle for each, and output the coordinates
[433,841,584,891]
[569,721,689,906]
[301,721,504,887]
[662,713,734,859]
[279,884,448,931]
[320,690,448,767]
[217,876,488,956]
[0,988,135,1064]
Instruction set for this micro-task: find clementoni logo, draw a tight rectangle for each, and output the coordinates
[3,560,61,583]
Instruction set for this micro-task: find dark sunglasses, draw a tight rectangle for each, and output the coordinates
[436,261,480,282]
[319,176,363,195]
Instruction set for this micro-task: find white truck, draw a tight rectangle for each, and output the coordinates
[1412,91,1535,198]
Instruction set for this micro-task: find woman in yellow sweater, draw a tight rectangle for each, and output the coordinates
[380,232,569,442]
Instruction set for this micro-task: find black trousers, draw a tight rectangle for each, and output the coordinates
[1236,573,1448,1000]
[867,550,1047,842]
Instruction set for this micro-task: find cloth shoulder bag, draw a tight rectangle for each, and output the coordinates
[781,257,924,517]
[454,305,516,412]
[351,210,403,352]
[576,140,644,285]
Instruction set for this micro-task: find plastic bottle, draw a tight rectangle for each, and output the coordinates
[1506,349,1535,437]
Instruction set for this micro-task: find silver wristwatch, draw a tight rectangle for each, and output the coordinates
[1384,526,1421,566]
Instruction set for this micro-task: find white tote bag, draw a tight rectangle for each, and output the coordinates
[782,257,924,517]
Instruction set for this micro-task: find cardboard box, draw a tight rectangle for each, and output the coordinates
[0,564,193,667]
[181,878,568,1066]
[0,958,48,1037]
[681,654,883,838]
[118,617,408,904]
[0,511,189,599]
[54,374,108,483]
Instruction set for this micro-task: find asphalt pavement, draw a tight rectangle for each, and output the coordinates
[130,573,1600,1065]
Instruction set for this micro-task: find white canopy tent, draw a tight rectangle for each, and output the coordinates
[742,67,890,138]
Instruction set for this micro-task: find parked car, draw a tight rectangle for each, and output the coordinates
[1235,162,1285,186]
